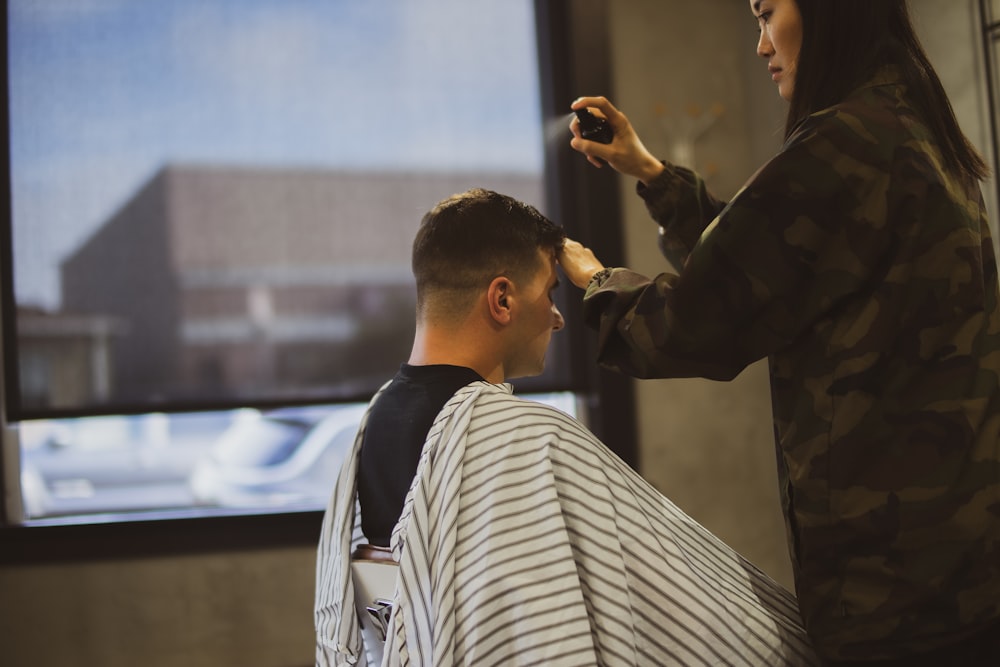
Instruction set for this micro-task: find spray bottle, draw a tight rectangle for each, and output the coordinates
[574,108,613,144]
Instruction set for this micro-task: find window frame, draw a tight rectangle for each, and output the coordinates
[983,0,1000,211]
[0,0,636,561]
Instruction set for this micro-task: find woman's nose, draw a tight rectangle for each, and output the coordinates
[757,29,773,58]
[552,305,565,331]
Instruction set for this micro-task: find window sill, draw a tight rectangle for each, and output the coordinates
[0,509,323,565]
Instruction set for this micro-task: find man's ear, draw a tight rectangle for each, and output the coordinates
[487,277,513,324]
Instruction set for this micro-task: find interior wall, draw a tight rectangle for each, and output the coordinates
[0,546,317,667]
[0,2,993,666]
[607,0,794,589]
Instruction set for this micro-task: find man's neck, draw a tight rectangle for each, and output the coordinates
[409,325,504,383]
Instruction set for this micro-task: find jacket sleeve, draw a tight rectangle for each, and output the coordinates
[638,162,729,270]
[583,108,897,380]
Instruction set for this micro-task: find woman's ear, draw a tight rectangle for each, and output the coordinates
[487,276,513,324]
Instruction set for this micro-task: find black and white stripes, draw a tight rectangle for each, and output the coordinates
[317,381,818,666]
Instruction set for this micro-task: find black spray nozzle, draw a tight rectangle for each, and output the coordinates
[574,108,613,144]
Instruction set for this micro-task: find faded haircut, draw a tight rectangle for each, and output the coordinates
[412,188,565,319]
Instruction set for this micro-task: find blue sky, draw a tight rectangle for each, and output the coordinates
[8,0,543,309]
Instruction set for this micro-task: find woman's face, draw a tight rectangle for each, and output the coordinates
[751,0,803,101]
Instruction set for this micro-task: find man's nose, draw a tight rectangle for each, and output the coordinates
[552,305,565,331]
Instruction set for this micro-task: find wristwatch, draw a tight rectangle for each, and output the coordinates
[588,267,613,288]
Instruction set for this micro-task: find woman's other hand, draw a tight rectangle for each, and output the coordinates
[558,238,607,290]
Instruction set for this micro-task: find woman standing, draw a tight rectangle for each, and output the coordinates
[559,1,1000,664]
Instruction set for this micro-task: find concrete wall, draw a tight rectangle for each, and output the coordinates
[0,2,993,665]
[606,0,794,590]
[0,548,316,667]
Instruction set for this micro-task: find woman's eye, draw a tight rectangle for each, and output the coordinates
[754,11,771,33]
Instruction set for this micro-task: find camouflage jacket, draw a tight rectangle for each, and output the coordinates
[583,68,1000,660]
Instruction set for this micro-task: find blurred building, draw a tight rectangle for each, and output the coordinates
[56,166,541,408]
[15,306,126,410]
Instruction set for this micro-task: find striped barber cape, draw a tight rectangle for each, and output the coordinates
[315,381,819,666]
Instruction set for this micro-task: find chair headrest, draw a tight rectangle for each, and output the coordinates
[351,543,396,563]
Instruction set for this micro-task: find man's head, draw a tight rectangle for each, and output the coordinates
[411,188,566,380]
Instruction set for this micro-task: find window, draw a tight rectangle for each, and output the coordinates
[8,0,554,417]
[1,1,633,532]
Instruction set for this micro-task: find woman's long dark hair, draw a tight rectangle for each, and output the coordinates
[788,0,989,182]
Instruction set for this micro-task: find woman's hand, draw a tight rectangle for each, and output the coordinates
[558,238,607,290]
[569,96,665,185]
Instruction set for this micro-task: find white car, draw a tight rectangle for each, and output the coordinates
[189,403,366,508]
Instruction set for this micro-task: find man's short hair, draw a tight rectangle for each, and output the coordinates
[412,188,565,317]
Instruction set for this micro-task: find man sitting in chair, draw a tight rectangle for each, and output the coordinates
[315,188,818,666]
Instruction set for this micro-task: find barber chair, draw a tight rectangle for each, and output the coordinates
[351,544,398,665]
